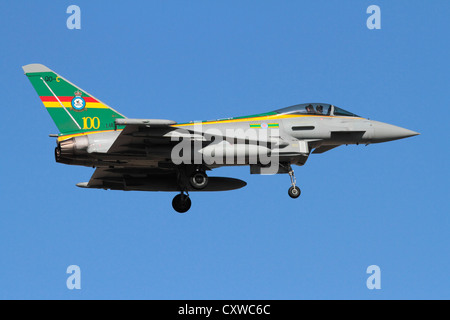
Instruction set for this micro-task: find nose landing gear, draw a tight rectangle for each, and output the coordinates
[287,165,301,199]
[288,186,301,198]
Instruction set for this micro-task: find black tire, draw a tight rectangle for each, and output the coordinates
[189,171,208,190]
[288,186,301,199]
[172,194,192,213]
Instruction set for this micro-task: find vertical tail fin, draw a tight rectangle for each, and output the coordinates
[23,64,126,135]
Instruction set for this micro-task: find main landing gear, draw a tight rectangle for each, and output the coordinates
[172,166,209,213]
[172,191,191,213]
[287,165,301,199]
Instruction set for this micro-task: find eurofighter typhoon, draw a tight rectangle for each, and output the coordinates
[23,64,419,213]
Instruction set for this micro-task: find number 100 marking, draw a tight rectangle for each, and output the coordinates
[82,117,100,129]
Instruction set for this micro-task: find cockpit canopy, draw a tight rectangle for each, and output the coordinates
[275,103,360,117]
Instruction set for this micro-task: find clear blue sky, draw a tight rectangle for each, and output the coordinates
[0,0,448,299]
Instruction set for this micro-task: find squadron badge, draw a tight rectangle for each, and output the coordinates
[71,90,86,111]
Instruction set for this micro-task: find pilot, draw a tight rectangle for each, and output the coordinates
[306,104,314,113]
[316,105,323,114]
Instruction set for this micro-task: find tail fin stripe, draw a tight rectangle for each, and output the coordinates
[40,77,81,130]
[43,101,110,109]
[40,96,99,103]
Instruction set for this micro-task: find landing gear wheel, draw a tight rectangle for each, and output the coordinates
[288,186,301,199]
[172,193,192,213]
[189,171,208,190]
[285,163,301,199]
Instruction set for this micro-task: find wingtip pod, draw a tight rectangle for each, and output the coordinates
[76,182,89,188]
[22,63,53,74]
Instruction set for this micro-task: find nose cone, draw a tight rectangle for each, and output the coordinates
[371,121,420,143]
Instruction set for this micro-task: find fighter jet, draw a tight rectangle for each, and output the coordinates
[23,64,419,213]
